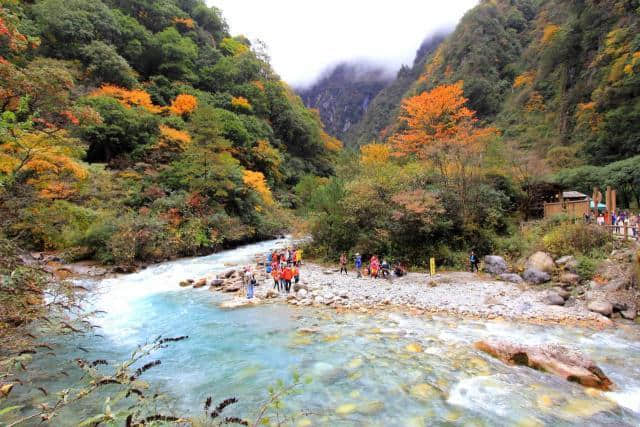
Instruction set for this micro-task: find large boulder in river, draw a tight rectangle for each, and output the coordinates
[219,297,261,309]
[499,273,523,284]
[522,268,551,285]
[210,279,224,287]
[193,278,207,288]
[587,300,613,317]
[483,256,508,275]
[526,251,555,274]
[475,339,613,390]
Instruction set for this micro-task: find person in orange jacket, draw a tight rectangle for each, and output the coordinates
[281,265,293,293]
[271,267,281,292]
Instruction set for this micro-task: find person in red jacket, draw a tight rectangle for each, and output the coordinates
[281,265,293,293]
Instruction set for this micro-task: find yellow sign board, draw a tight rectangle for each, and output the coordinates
[429,257,436,276]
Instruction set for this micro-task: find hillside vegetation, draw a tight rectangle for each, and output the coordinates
[356,0,640,167]
[297,0,640,266]
[0,0,338,265]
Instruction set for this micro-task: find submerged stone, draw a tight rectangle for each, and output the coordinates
[347,357,363,370]
[410,383,439,401]
[558,398,617,420]
[358,401,385,414]
[335,403,357,415]
[406,342,423,353]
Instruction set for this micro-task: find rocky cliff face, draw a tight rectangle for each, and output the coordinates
[297,33,447,147]
[344,33,447,146]
[297,63,393,141]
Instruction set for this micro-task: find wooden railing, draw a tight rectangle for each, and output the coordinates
[598,224,640,241]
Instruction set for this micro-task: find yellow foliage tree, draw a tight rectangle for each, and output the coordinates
[541,24,559,45]
[157,125,192,151]
[321,130,343,152]
[0,130,87,198]
[173,17,195,29]
[513,71,536,89]
[91,85,163,113]
[231,96,252,112]
[243,170,274,205]
[169,94,197,116]
[360,143,390,166]
[253,139,282,181]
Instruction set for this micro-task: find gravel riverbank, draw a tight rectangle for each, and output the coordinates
[241,263,617,329]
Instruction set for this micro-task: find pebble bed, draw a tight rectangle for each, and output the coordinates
[239,263,612,328]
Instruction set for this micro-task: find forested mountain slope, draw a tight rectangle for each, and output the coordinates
[297,63,393,141]
[354,0,640,167]
[0,0,338,264]
[296,0,640,265]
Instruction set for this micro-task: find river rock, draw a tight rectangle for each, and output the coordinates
[499,273,523,284]
[265,289,278,299]
[483,255,508,275]
[621,309,637,320]
[587,300,613,317]
[522,268,551,285]
[605,277,629,292]
[179,280,192,287]
[552,287,570,300]
[223,269,236,279]
[526,252,555,274]
[210,279,224,287]
[545,292,565,306]
[193,278,207,288]
[219,297,261,309]
[556,255,578,272]
[224,285,241,293]
[293,283,308,292]
[559,273,581,285]
[612,302,628,313]
[475,339,613,390]
[297,288,308,298]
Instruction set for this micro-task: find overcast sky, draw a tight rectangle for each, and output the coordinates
[210,1,479,87]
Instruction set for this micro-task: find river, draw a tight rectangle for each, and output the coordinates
[5,238,640,426]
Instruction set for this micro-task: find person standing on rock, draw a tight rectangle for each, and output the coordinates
[355,253,362,278]
[339,252,348,275]
[247,271,256,299]
[272,267,281,292]
[282,264,293,293]
[243,267,253,296]
[469,251,479,273]
[295,248,303,266]
[370,255,380,279]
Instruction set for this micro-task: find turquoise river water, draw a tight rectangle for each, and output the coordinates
[5,238,640,426]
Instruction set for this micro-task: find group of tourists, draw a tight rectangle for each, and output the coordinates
[340,252,407,279]
[268,247,301,294]
[587,210,640,237]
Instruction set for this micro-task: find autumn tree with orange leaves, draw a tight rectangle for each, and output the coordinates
[391,82,497,220]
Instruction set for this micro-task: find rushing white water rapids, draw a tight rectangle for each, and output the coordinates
[7,238,640,426]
